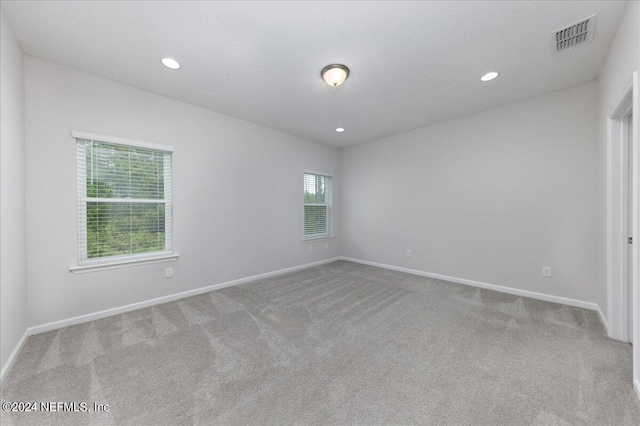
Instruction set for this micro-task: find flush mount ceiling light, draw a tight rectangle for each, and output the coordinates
[321,64,349,87]
[336,128,345,133]
[161,58,181,70]
[480,71,499,82]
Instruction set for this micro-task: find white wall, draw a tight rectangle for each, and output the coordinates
[597,0,639,321]
[24,57,340,327]
[341,81,599,305]
[1,9,28,374]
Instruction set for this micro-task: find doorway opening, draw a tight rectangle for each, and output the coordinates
[623,112,633,343]
[606,72,639,399]
[608,81,633,343]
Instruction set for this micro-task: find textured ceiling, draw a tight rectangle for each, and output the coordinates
[1,1,628,147]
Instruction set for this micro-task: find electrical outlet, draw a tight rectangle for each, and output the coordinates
[166,268,173,278]
[325,242,329,249]
[407,249,412,257]
[542,266,552,277]
[308,246,313,252]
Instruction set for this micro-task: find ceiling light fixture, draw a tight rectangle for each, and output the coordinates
[336,128,345,133]
[480,71,499,82]
[321,64,349,87]
[161,58,181,70]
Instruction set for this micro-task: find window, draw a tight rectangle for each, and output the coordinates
[74,131,174,268]
[304,172,333,239]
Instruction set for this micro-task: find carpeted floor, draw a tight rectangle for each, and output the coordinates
[1,260,639,425]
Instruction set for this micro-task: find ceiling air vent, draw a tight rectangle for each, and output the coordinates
[552,14,597,53]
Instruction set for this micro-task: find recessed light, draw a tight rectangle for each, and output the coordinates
[480,71,499,82]
[161,58,180,70]
[336,128,345,133]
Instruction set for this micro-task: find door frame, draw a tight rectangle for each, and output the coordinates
[606,71,639,399]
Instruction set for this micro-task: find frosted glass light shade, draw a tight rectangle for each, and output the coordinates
[321,64,349,87]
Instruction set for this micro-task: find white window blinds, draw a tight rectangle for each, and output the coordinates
[76,135,173,264]
[304,172,332,239]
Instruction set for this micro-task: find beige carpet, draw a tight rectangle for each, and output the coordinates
[1,260,639,425]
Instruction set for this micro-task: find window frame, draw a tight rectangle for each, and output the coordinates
[303,170,334,241]
[70,131,178,273]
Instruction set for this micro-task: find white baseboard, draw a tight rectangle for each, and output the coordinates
[596,305,609,332]
[1,256,610,388]
[30,257,340,336]
[1,257,339,385]
[339,256,603,313]
[1,329,29,387]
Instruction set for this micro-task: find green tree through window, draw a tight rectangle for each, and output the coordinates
[304,172,332,238]
[77,138,172,261]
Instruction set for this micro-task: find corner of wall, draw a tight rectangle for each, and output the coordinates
[0,8,28,385]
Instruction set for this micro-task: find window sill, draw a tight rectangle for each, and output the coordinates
[70,253,179,274]
[303,234,336,241]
